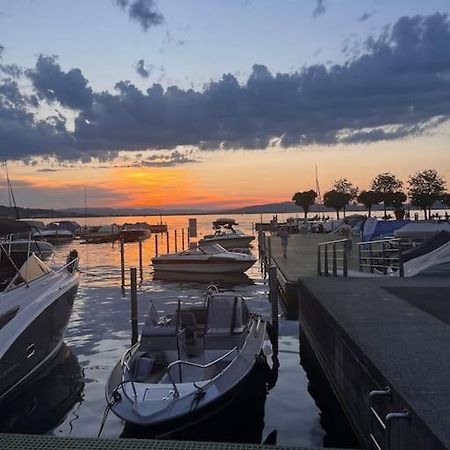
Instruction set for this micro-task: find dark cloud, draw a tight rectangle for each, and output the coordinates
[2,13,450,162]
[26,55,93,110]
[359,11,376,22]
[313,0,326,18]
[135,59,150,78]
[114,0,164,31]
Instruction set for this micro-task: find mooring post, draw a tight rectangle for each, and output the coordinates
[154,234,159,257]
[130,267,138,345]
[267,235,272,264]
[138,239,143,281]
[187,228,190,245]
[182,228,185,250]
[166,231,169,254]
[174,230,178,252]
[120,237,125,289]
[269,264,279,351]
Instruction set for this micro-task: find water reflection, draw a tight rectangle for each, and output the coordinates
[0,344,84,434]
[299,330,361,449]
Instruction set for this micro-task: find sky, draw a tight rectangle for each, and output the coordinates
[1,0,450,210]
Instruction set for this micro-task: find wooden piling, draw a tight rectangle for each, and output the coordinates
[130,267,138,345]
[175,230,178,252]
[166,231,169,254]
[138,239,143,280]
[155,234,159,256]
[120,237,125,289]
[182,229,185,250]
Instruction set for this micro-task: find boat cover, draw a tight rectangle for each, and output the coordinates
[363,218,410,242]
[394,222,450,239]
[403,231,450,277]
[0,218,32,236]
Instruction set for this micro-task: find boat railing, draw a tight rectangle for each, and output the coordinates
[164,346,239,398]
[317,239,351,277]
[357,238,404,277]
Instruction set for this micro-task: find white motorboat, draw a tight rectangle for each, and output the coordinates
[106,287,269,427]
[0,218,80,401]
[151,243,257,274]
[199,218,254,249]
[35,228,74,245]
[0,238,54,262]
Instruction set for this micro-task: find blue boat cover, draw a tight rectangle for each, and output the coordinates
[363,219,410,241]
[402,231,450,263]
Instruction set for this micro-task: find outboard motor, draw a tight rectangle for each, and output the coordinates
[66,249,79,273]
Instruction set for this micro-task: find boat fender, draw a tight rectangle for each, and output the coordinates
[66,249,79,273]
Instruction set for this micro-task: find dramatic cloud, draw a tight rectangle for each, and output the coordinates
[114,0,164,31]
[359,11,376,22]
[313,0,326,18]
[135,59,150,78]
[26,55,93,110]
[2,13,450,162]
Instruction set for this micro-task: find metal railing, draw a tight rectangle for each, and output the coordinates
[357,238,404,277]
[317,239,350,277]
[163,346,239,397]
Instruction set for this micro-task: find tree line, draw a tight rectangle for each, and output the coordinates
[292,169,450,220]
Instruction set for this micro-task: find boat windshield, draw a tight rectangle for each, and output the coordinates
[198,243,227,254]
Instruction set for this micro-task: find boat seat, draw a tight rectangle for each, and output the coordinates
[131,355,155,382]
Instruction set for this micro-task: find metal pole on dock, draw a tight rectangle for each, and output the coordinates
[166,231,170,254]
[120,237,125,289]
[324,244,329,276]
[154,234,159,256]
[187,228,190,246]
[130,267,138,345]
[332,243,337,276]
[269,264,279,351]
[138,239,143,281]
[182,229,185,250]
[174,230,178,252]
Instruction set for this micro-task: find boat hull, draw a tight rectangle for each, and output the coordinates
[0,272,79,401]
[152,260,255,273]
[121,229,151,243]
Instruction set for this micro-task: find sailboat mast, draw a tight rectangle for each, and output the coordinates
[315,165,322,205]
[4,160,19,219]
[84,187,87,228]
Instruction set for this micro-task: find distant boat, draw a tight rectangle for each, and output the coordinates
[121,223,152,243]
[152,243,257,274]
[105,287,268,427]
[0,218,80,402]
[80,224,121,244]
[199,218,254,249]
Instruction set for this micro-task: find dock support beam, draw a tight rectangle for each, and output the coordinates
[269,264,279,351]
[138,239,143,281]
[120,237,125,290]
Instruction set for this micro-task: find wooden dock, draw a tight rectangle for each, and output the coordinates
[267,232,450,449]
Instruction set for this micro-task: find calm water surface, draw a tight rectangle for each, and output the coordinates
[0,214,359,448]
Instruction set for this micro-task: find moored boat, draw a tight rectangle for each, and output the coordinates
[121,224,152,242]
[199,218,254,249]
[105,287,269,427]
[151,243,256,274]
[0,219,80,402]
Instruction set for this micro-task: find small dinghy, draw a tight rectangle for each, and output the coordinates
[105,287,268,428]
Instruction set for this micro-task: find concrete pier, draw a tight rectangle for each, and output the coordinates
[269,232,450,449]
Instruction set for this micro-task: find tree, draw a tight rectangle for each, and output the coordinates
[357,190,383,217]
[323,190,352,219]
[408,169,446,220]
[292,190,317,221]
[333,178,358,217]
[333,178,358,199]
[371,172,403,218]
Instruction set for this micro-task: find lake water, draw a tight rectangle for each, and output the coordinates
[0,214,360,448]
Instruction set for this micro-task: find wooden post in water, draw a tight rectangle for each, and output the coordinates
[174,230,178,252]
[154,234,159,256]
[120,237,125,289]
[130,267,138,345]
[269,264,279,351]
[138,239,143,281]
[166,231,170,254]
[181,229,185,250]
